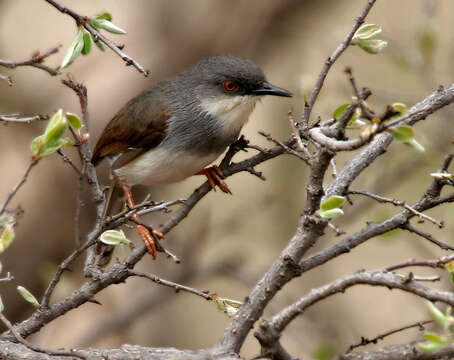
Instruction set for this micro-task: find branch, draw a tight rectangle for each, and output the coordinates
[0,114,48,124]
[0,340,239,360]
[403,224,454,251]
[44,0,149,77]
[0,46,60,82]
[325,85,454,199]
[0,159,39,216]
[0,133,292,340]
[349,189,444,228]
[60,77,106,276]
[256,270,454,357]
[300,184,454,277]
[0,312,85,359]
[346,319,432,353]
[338,342,454,360]
[130,271,213,301]
[301,0,377,126]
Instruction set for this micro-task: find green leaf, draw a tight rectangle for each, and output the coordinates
[388,125,414,142]
[213,295,242,317]
[17,286,40,308]
[312,344,337,360]
[318,208,344,219]
[99,230,131,246]
[418,341,447,353]
[44,109,67,143]
[95,12,112,21]
[321,196,346,211]
[333,103,349,121]
[94,39,105,51]
[391,102,407,115]
[427,302,448,327]
[356,39,388,54]
[406,138,425,152]
[66,112,82,131]
[81,31,92,55]
[417,27,437,64]
[0,224,14,253]
[91,18,127,34]
[423,332,446,344]
[61,28,85,68]
[388,125,425,152]
[31,110,71,158]
[353,24,382,41]
[0,216,13,228]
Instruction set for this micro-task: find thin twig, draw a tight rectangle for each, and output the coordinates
[41,238,97,308]
[346,319,433,353]
[384,255,454,272]
[403,224,454,251]
[301,0,377,126]
[0,273,14,282]
[330,158,337,178]
[57,149,83,175]
[288,109,311,158]
[0,312,85,359]
[327,222,345,236]
[129,271,213,301]
[255,269,454,355]
[44,0,149,76]
[0,114,48,124]
[349,189,444,228]
[345,66,375,120]
[258,131,310,164]
[0,45,60,78]
[0,160,39,216]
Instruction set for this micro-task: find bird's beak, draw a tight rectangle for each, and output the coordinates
[252,81,293,97]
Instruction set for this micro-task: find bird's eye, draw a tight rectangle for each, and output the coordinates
[222,80,239,93]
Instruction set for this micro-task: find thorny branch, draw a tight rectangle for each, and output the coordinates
[346,320,433,353]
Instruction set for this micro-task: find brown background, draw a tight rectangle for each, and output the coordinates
[0,0,453,358]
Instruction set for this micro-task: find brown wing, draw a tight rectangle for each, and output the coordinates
[91,89,170,166]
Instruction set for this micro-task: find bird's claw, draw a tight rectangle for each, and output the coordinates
[196,165,232,194]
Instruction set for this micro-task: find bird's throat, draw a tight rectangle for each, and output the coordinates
[200,95,258,136]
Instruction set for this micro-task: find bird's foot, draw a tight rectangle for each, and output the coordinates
[196,165,231,194]
[136,225,161,259]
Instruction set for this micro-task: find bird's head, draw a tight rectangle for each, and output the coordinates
[179,55,292,121]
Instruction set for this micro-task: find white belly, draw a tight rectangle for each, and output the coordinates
[114,147,220,186]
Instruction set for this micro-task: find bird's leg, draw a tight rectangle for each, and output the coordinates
[120,181,160,259]
[195,165,232,194]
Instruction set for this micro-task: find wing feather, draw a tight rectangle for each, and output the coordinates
[92,90,170,166]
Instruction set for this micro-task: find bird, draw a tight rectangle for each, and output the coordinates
[92,55,292,259]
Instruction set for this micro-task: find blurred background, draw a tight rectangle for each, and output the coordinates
[0,0,453,358]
